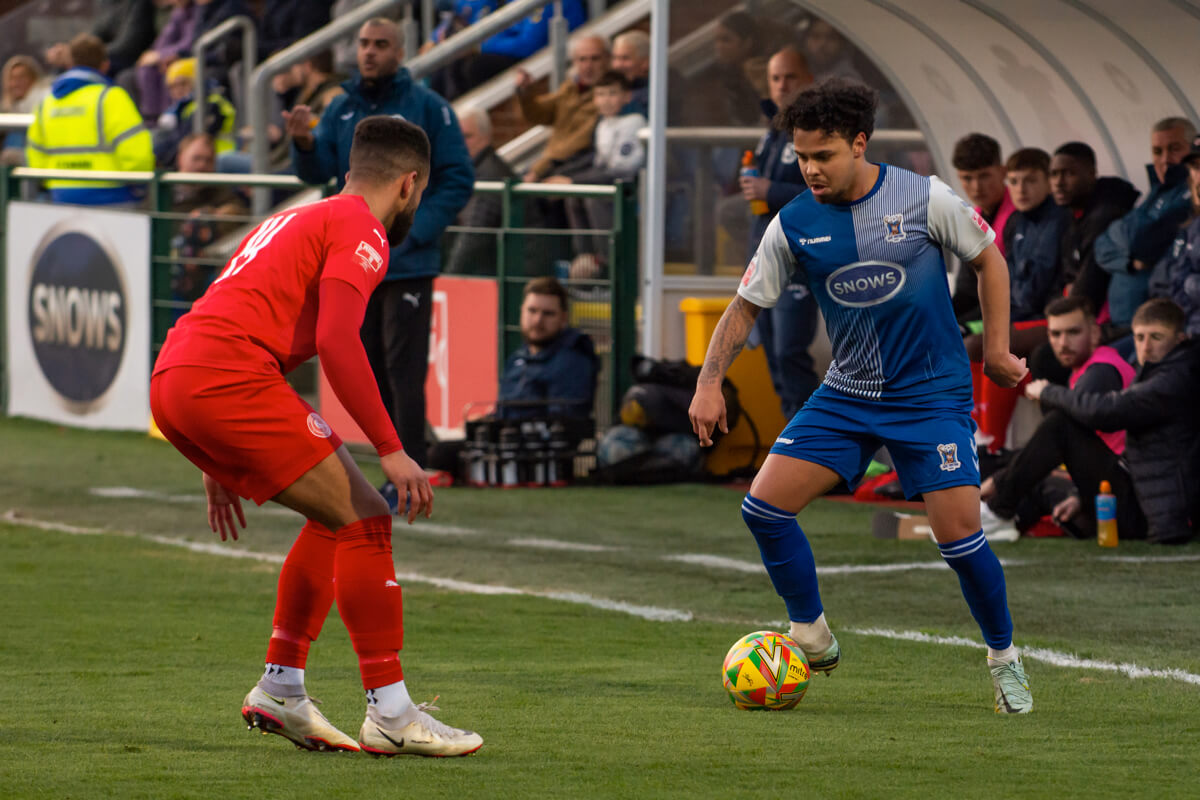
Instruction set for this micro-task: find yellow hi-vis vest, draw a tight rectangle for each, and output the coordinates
[26,81,154,189]
[181,91,238,154]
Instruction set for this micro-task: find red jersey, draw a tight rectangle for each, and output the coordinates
[155,194,389,376]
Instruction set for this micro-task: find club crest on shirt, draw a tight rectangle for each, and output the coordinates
[307,412,333,439]
[883,213,907,243]
[356,241,384,273]
[937,442,961,472]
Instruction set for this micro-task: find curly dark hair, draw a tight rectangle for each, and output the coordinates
[951,133,1002,171]
[773,78,877,143]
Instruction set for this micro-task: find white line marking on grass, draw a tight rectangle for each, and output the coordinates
[1097,554,1200,564]
[849,627,1200,686]
[8,511,1197,672]
[509,537,621,553]
[663,554,765,573]
[663,553,1030,576]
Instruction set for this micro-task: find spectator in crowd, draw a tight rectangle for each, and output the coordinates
[190,0,254,86]
[45,0,157,76]
[444,105,515,275]
[951,132,1015,322]
[1028,298,1200,545]
[965,147,1069,449]
[287,16,473,503]
[543,70,646,273]
[124,0,201,120]
[1049,141,1140,320]
[979,296,1137,542]
[257,0,333,63]
[744,47,818,418]
[800,18,861,84]
[686,11,764,127]
[153,58,237,167]
[1,56,49,165]
[496,276,598,420]
[611,29,650,115]
[515,33,608,182]
[26,34,154,205]
[1148,146,1200,337]
[169,132,248,310]
[1095,117,1195,327]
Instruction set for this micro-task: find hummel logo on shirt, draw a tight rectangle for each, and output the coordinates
[797,236,832,246]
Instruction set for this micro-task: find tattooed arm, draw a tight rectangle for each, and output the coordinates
[688,295,763,446]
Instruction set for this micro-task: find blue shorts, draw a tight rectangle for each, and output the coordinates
[769,385,980,499]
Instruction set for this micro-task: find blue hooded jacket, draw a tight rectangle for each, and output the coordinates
[747,99,807,257]
[480,0,586,60]
[1095,162,1192,325]
[291,68,474,281]
[497,327,598,420]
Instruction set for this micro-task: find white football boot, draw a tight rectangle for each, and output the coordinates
[358,699,483,757]
[241,685,360,752]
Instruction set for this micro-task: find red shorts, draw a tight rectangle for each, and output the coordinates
[150,365,343,504]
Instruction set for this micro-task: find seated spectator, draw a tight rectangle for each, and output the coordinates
[1028,298,1200,545]
[1049,141,1140,319]
[685,12,765,127]
[44,0,157,76]
[444,105,516,275]
[124,0,202,120]
[152,58,237,167]
[965,147,1069,450]
[1148,146,1200,337]
[951,133,1015,322]
[497,277,598,420]
[801,18,861,84]
[1095,117,1195,327]
[979,296,1137,541]
[169,133,248,311]
[515,33,608,182]
[543,70,646,272]
[610,29,651,116]
[26,34,154,206]
[1,56,49,165]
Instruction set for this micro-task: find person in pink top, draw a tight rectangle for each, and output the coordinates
[952,133,1017,323]
[977,296,1136,541]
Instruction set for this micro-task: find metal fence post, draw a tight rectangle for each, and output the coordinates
[193,15,258,136]
[499,179,526,371]
[147,172,176,358]
[0,165,11,411]
[402,4,420,63]
[549,1,568,91]
[610,179,638,414]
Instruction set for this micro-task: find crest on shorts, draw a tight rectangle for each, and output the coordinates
[307,412,332,439]
[884,213,907,243]
[937,442,960,472]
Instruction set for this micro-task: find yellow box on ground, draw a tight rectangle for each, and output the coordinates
[680,298,787,477]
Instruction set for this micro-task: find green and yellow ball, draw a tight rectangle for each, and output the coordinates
[721,630,811,710]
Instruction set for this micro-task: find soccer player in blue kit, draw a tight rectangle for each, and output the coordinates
[688,80,1033,713]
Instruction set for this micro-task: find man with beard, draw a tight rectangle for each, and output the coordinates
[152,117,483,756]
[286,17,474,510]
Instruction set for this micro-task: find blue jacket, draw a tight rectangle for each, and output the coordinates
[747,99,807,257]
[1095,163,1192,325]
[1150,215,1200,337]
[497,327,598,420]
[1003,194,1071,321]
[292,69,474,280]
[480,0,586,59]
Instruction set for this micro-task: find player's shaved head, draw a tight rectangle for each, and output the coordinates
[348,116,430,185]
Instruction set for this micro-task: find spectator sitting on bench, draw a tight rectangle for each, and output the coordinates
[497,276,598,420]
[978,296,1137,542]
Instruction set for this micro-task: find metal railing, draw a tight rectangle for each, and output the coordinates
[0,168,637,428]
[193,15,258,135]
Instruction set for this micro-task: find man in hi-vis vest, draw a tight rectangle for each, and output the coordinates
[26,34,153,205]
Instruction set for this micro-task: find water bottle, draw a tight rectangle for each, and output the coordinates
[740,150,768,216]
[465,421,492,487]
[523,420,548,487]
[498,425,521,488]
[547,421,572,487]
[1096,480,1118,548]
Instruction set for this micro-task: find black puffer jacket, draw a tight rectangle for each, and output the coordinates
[1039,339,1200,544]
[1060,176,1140,313]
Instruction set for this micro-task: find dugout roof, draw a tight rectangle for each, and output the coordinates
[794,0,1200,195]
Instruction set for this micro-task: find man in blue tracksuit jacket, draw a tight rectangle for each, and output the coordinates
[740,48,818,418]
[287,17,473,480]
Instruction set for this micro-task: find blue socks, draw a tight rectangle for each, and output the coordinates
[938,530,1013,649]
[741,495,823,623]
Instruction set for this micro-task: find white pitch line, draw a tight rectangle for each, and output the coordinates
[509,537,621,553]
[663,554,765,573]
[4,511,1198,683]
[663,553,1031,576]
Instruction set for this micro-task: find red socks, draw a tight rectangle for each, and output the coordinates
[265,519,336,668]
[333,515,405,689]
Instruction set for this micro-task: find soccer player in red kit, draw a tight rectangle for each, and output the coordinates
[150,116,482,757]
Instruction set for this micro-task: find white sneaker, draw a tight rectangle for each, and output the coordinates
[979,502,1019,543]
[241,685,360,752]
[359,699,483,757]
